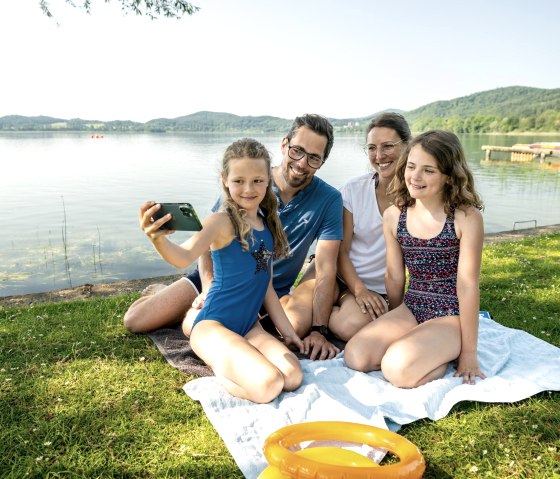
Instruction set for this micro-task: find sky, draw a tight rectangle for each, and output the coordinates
[1,0,559,123]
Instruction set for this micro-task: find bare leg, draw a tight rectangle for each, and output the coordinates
[344,303,417,372]
[280,261,339,337]
[141,283,167,296]
[246,322,302,392]
[280,279,315,337]
[123,278,198,333]
[381,315,461,388]
[190,320,300,403]
[329,292,387,342]
[279,261,315,336]
[182,307,200,337]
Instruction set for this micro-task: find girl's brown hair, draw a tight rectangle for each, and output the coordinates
[221,138,289,259]
[390,130,483,214]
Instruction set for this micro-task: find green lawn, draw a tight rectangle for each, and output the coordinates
[1,233,559,478]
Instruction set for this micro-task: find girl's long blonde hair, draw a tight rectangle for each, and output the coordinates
[390,130,484,214]
[221,138,290,259]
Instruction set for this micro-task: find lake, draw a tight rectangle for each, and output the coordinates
[1,131,559,297]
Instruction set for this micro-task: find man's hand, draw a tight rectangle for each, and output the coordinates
[302,331,340,360]
[283,333,304,355]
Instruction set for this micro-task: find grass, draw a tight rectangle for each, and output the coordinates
[1,233,559,478]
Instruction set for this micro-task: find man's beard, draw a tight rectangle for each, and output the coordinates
[283,161,310,188]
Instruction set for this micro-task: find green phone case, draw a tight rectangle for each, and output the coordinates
[153,202,202,231]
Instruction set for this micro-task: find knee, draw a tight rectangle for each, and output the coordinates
[344,341,378,372]
[123,308,143,333]
[380,345,417,388]
[282,362,303,392]
[252,368,285,404]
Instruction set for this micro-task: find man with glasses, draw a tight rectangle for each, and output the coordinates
[124,114,343,360]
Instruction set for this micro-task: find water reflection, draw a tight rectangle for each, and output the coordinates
[1,131,558,296]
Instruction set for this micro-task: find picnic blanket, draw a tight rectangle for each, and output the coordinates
[149,316,560,478]
[148,326,212,377]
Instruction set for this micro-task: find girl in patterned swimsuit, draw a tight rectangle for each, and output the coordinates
[345,130,486,388]
[140,138,303,403]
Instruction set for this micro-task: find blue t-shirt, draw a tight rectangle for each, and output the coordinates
[272,176,343,296]
[212,176,343,298]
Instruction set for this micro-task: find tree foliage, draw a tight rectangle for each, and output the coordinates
[409,110,560,134]
[39,0,200,20]
[403,86,560,133]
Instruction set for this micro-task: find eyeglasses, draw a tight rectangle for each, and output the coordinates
[287,143,325,169]
[363,139,403,157]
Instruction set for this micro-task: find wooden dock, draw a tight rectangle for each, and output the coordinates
[481,145,554,162]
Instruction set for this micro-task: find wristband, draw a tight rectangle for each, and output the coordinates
[310,325,330,336]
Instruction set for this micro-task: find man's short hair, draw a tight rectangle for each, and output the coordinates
[286,114,334,160]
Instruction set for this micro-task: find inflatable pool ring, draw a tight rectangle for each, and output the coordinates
[259,446,379,478]
[259,421,425,479]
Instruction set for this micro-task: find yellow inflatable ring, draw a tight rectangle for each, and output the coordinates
[261,421,425,479]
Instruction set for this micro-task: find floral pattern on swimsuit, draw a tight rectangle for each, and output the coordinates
[397,206,460,323]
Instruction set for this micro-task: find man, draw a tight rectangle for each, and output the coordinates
[124,114,343,359]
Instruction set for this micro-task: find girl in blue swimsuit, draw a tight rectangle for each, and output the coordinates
[345,130,486,388]
[141,138,303,403]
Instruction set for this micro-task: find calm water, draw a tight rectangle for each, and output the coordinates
[1,131,559,296]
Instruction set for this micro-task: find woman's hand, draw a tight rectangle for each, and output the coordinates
[454,350,486,385]
[353,288,388,320]
[139,201,174,241]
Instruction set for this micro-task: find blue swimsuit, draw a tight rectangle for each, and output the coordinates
[192,225,274,337]
[398,207,460,323]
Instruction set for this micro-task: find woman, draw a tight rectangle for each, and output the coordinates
[329,113,412,341]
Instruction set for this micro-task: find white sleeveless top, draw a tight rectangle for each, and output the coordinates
[339,172,387,293]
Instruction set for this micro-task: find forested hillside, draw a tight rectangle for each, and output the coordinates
[405,86,560,133]
[143,111,291,133]
[1,86,558,133]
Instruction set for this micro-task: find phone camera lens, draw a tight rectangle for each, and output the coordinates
[179,206,192,217]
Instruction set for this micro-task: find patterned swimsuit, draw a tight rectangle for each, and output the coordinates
[398,207,460,323]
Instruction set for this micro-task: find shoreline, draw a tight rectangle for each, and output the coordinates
[1,224,559,308]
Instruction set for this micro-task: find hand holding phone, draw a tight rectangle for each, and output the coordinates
[152,203,202,231]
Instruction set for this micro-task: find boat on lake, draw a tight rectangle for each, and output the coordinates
[482,142,560,164]
[528,142,560,153]
[513,142,560,157]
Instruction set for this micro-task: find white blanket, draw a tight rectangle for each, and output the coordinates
[184,317,560,479]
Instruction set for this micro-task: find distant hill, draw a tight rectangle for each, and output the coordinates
[408,86,560,119]
[0,115,67,129]
[404,86,560,133]
[144,111,291,133]
[1,86,559,133]
[0,115,142,131]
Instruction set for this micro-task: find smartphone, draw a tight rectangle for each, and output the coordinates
[152,202,202,231]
